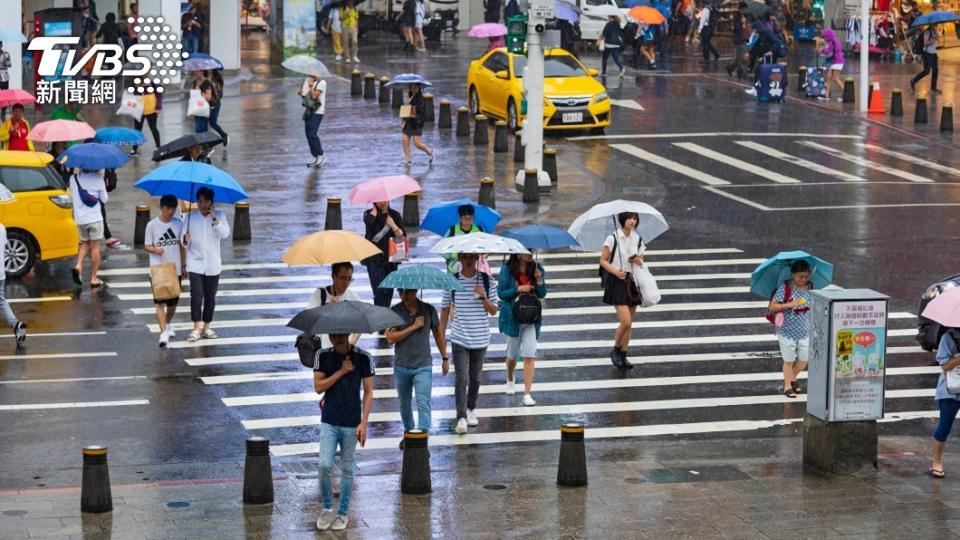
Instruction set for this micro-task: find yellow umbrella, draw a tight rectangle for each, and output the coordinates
[282,231,381,266]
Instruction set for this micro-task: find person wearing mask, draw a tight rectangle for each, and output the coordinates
[598,15,625,77]
[70,169,108,288]
[498,253,547,406]
[768,260,813,398]
[697,1,720,64]
[386,289,447,446]
[818,28,845,102]
[440,252,498,435]
[96,12,122,46]
[144,195,185,347]
[0,104,33,151]
[299,75,326,167]
[341,0,360,64]
[363,201,405,308]
[910,25,939,94]
[599,212,645,369]
[442,205,482,273]
[726,2,750,79]
[130,88,161,156]
[307,262,361,349]
[0,42,12,120]
[180,187,230,342]
[401,83,434,166]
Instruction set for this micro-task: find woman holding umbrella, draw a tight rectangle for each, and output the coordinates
[910,23,940,93]
[918,287,960,478]
[362,201,405,308]
[599,212,644,369]
[402,82,434,166]
[498,253,547,405]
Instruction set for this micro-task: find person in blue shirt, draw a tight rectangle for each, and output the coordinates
[930,329,960,478]
[597,15,625,77]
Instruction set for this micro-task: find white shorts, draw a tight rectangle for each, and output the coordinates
[506,324,537,359]
[778,336,809,363]
[829,64,844,72]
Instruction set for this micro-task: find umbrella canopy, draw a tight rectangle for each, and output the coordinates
[384,73,433,88]
[348,175,420,206]
[27,120,95,143]
[94,126,146,147]
[468,23,508,38]
[624,0,651,6]
[589,4,623,18]
[501,224,580,250]
[152,132,224,162]
[555,0,581,22]
[0,27,27,44]
[0,89,35,108]
[134,161,248,203]
[744,0,771,17]
[628,5,666,24]
[429,232,530,255]
[181,52,224,72]
[282,230,381,266]
[281,54,331,77]
[749,250,834,298]
[922,287,960,329]
[420,198,501,236]
[567,200,669,251]
[912,10,959,28]
[379,264,465,291]
[288,301,406,335]
[56,143,130,170]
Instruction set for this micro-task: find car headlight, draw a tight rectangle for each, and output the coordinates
[924,280,958,300]
[593,91,609,104]
[49,194,72,209]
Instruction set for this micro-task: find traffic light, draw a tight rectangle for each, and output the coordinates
[506,14,527,54]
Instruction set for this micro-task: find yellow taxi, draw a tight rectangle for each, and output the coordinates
[466,47,611,133]
[0,151,77,278]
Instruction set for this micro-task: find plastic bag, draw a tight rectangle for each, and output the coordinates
[389,236,410,263]
[187,89,210,118]
[633,264,661,308]
[116,91,144,121]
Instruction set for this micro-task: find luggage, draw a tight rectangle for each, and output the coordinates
[755,58,787,103]
[805,66,827,98]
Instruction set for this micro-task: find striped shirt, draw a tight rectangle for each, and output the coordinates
[441,272,498,349]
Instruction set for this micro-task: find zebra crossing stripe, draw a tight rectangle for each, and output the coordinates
[855,143,960,177]
[797,142,934,183]
[7,296,71,304]
[611,144,731,186]
[673,142,802,184]
[0,399,149,411]
[0,352,118,361]
[734,141,865,182]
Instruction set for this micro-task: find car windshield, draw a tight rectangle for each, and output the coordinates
[513,55,587,78]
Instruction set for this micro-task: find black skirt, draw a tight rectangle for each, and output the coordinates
[602,273,641,307]
[402,120,423,137]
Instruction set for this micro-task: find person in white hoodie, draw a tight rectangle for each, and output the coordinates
[180,187,230,342]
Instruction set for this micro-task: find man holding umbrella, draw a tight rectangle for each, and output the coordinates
[182,187,230,342]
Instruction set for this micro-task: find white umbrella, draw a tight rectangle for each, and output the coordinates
[429,232,530,255]
[567,200,668,251]
[281,55,331,77]
[589,4,623,18]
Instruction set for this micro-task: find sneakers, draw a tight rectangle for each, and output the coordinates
[745,88,758,96]
[618,68,625,78]
[352,57,360,63]
[455,418,468,435]
[166,328,176,339]
[331,515,349,531]
[506,374,516,395]
[428,150,435,164]
[14,322,26,344]
[158,331,169,348]
[316,510,337,531]
[522,394,536,406]
[466,409,479,426]
[315,155,327,167]
[335,54,342,62]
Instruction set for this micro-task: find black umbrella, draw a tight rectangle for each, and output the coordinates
[152,132,224,162]
[288,301,406,335]
[744,0,771,17]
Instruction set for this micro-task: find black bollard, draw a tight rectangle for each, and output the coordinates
[842,77,855,104]
[402,192,420,229]
[556,423,587,487]
[797,66,807,93]
[890,89,903,116]
[363,73,376,100]
[324,198,342,230]
[478,177,496,209]
[543,148,558,185]
[133,205,150,247]
[422,93,435,123]
[391,87,403,110]
[350,70,362,97]
[233,202,251,241]
[941,103,954,131]
[438,100,452,129]
[243,437,274,505]
[522,168,539,204]
[379,77,390,103]
[456,107,471,137]
[493,121,508,153]
[514,129,524,163]
[915,95,928,124]
[81,446,113,513]
[400,429,431,495]
[473,115,489,145]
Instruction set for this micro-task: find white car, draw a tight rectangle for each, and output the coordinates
[576,0,632,41]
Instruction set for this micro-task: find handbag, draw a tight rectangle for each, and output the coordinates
[633,264,661,308]
[597,39,605,51]
[149,262,181,301]
[399,104,416,119]
[187,88,211,118]
[116,91,144,121]
[949,366,960,394]
[388,236,410,263]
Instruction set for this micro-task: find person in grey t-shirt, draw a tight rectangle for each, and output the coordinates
[386,289,447,447]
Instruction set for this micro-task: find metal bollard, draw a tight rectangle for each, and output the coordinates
[133,205,150,247]
[350,70,362,97]
[324,198,342,230]
[514,129,524,163]
[243,437,274,505]
[81,446,113,513]
[522,168,539,204]
[391,87,404,110]
[797,66,807,92]
[473,115,489,145]
[493,121,509,153]
[556,423,587,487]
[438,100,452,129]
[422,93,435,123]
[233,202,251,241]
[402,192,420,229]
[379,77,390,104]
[478,177,496,209]
[456,107,471,137]
[400,429,431,494]
[842,77,855,103]
[543,148,558,185]
[941,103,954,132]
[915,95,928,124]
[890,89,903,116]
[363,73,376,100]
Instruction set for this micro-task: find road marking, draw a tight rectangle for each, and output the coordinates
[7,296,71,304]
[673,142,802,184]
[700,186,774,211]
[0,375,147,385]
[0,399,149,411]
[798,141,934,183]
[612,144,731,186]
[568,132,863,142]
[609,99,645,111]
[0,331,106,339]
[856,143,960,177]
[0,352,117,361]
[734,141,865,182]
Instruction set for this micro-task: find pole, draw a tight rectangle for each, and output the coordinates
[859,0,869,113]
[522,28,544,181]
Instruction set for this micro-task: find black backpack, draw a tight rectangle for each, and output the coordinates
[452,272,491,305]
[513,292,542,325]
[913,31,925,55]
[295,287,329,368]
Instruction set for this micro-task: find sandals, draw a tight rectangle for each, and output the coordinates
[201,329,219,339]
[186,330,201,342]
[783,388,798,398]
[791,381,801,394]
[928,468,946,479]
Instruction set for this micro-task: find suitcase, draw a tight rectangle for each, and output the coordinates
[755,58,787,103]
[805,67,827,98]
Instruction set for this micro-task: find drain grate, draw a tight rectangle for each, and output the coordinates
[483,484,507,491]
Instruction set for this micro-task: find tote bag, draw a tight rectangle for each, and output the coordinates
[187,89,210,118]
[150,262,181,301]
[116,91,144,121]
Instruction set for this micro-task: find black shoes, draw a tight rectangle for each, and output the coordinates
[619,349,634,369]
[610,348,634,369]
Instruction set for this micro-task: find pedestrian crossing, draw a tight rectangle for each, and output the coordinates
[98,245,941,457]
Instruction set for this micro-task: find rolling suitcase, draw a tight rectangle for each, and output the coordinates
[755,56,787,103]
[804,52,828,99]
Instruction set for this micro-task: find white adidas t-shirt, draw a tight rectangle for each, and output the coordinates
[144,217,184,274]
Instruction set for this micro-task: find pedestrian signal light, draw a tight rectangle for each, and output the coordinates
[507,14,528,54]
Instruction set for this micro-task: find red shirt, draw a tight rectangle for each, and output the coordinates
[7,119,30,151]
[516,272,531,287]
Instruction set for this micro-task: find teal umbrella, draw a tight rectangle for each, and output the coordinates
[379,264,464,291]
[750,250,834,298]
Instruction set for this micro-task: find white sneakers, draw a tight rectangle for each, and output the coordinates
[352,56,360,63]
[522,394,536,406]
[317,510,348,531]
[310,155,326,168]
[745,88,758,96]
[335,55,342,62]
[466,409,479,426]
[505,377,516,395]
[331,515,348,531]
[455,418,468,435]
[158,328,175,348]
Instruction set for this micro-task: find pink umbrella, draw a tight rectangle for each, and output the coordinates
[468,23,508,38]
[27,120,96,143]
[0,89,35,108]
[348,175,421,206]
[922,287,960,329]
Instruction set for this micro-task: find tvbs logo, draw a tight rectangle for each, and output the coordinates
[29,38,152,77]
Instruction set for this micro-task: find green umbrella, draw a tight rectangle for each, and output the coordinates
[379,264,464,291]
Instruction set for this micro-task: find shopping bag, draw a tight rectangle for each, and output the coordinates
[150,262,181,301]
[388,236,410,263]
[633,264,661,308]
[399,105,416,119]
[116,91,144,121]
[187,89,210,118]
[949,366,960,394]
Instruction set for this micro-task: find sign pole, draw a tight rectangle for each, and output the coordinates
[859,0,869,113]
[516,0,554,191]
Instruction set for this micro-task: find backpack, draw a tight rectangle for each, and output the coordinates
[912,31,925,55]
[296,287,329,368]
[765,279,813,325]
[512,268,542,325]
[708,7,721,28]
[452,272,491,305]
[104,169,118,192]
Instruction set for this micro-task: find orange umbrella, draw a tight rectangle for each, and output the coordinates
[628,6,666,25]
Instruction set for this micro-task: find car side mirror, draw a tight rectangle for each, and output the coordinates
[495,70,510,80]
[588,68,599,77]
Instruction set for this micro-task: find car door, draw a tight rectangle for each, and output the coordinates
[479,51,509,119]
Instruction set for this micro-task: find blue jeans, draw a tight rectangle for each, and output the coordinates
[934,399,960,442]
[602,47,624,74]
[183,34,200,55]
[395,365,433,432]
[194,102,228,141]
[304,113,324,157]
[318,423,358,516]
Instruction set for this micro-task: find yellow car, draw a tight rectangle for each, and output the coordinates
[467,47,611,132]
[0,151,77,278]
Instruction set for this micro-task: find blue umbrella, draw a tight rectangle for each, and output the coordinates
[624,0,651,7]
[384,73,433,88]
[420,198,501,236]
[181,52,224,72]
[750,250,834,298]
[379,264,464,291]
[555,0,581,23]
[94,126,146,147]
[911,10,959,28]
[501,224,580,250]
[134,161,248,203]
[56,143,130,170]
